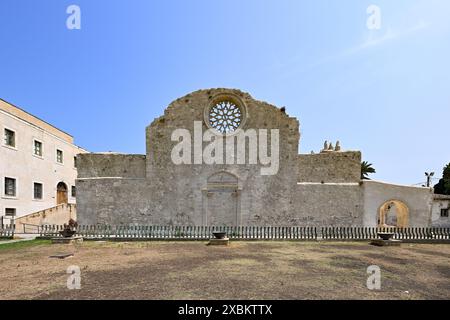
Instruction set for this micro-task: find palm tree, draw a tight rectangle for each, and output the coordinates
[361,161,376,180]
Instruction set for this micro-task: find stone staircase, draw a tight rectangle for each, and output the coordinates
[14,203,77,233]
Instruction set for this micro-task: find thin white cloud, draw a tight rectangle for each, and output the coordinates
[274,20,432,79]
[345,20,431,55]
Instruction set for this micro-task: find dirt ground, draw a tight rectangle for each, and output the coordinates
[0,240,449,300]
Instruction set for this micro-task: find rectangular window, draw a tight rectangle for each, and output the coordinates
[441,209,449,218]
[34,183,43,200]
[34,140,42,156]
[74,156,77,168]
[56,149,63,163]
[5,208,16,217]
[4,129,15,147]
[4,178,16,197]
[71,186,76,198]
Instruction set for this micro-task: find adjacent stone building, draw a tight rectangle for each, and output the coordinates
[77,88,438,227]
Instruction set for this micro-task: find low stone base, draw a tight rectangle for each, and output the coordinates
[51,236,83,244]
[370,239,402,247]
[49,253,74,259]
[208,238,230,246]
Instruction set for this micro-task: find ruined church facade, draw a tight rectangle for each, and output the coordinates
[77,89,436,227]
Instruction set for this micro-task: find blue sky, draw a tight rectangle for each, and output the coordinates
[0,0,449,185]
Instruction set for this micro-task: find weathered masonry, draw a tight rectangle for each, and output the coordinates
[77,88,441,227]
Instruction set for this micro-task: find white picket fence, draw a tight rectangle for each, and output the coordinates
[29,225,450,242]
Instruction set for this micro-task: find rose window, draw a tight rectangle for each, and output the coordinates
[208,100,243,134]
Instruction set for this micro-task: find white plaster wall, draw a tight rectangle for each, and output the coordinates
[0,109,86,218]
[431,196,450,227]
[362,180,433,227]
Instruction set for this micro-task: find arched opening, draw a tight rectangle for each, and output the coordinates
[56,182,68,205]
[203,172,240,226]
[207,171,238,186]
[378,200,409,228]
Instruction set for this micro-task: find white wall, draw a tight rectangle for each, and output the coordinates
[431,195,450,227]
[0,108,86,219]
[362,180,433,227]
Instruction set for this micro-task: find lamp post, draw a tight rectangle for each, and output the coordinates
[425,172,435,188]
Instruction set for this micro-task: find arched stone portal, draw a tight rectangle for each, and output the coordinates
[202,172,241,226]
[378,200,409,228]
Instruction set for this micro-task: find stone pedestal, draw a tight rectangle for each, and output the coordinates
[49,253,74,259]
[208,237,230,246]
[51,236,83,244]
[370,239,402,247]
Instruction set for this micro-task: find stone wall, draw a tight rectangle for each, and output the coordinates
[77,153,146,179]
[293,183,364,226]
[142,88,301,226]
[297,151,361,183]
[77,89,305,226]
[76,88,433,228]
[76,178,157,225]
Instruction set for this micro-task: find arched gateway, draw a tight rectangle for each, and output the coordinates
[378,200,410,228]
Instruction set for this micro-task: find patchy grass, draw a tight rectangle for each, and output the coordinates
[0,241,448,300]
[0,239,51,251]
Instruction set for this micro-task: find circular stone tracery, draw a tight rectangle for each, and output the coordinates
[208,100,243,134]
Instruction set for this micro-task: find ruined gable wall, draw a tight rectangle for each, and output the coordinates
[77,88,369,227]
[77,89,303,226]
[144,88,301,226]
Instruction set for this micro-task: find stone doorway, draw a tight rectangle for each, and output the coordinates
[56,182,68,205]
[203,172,240,226]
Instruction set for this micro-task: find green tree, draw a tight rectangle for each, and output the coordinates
[434,163,450,195]
[361,161,376,180]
